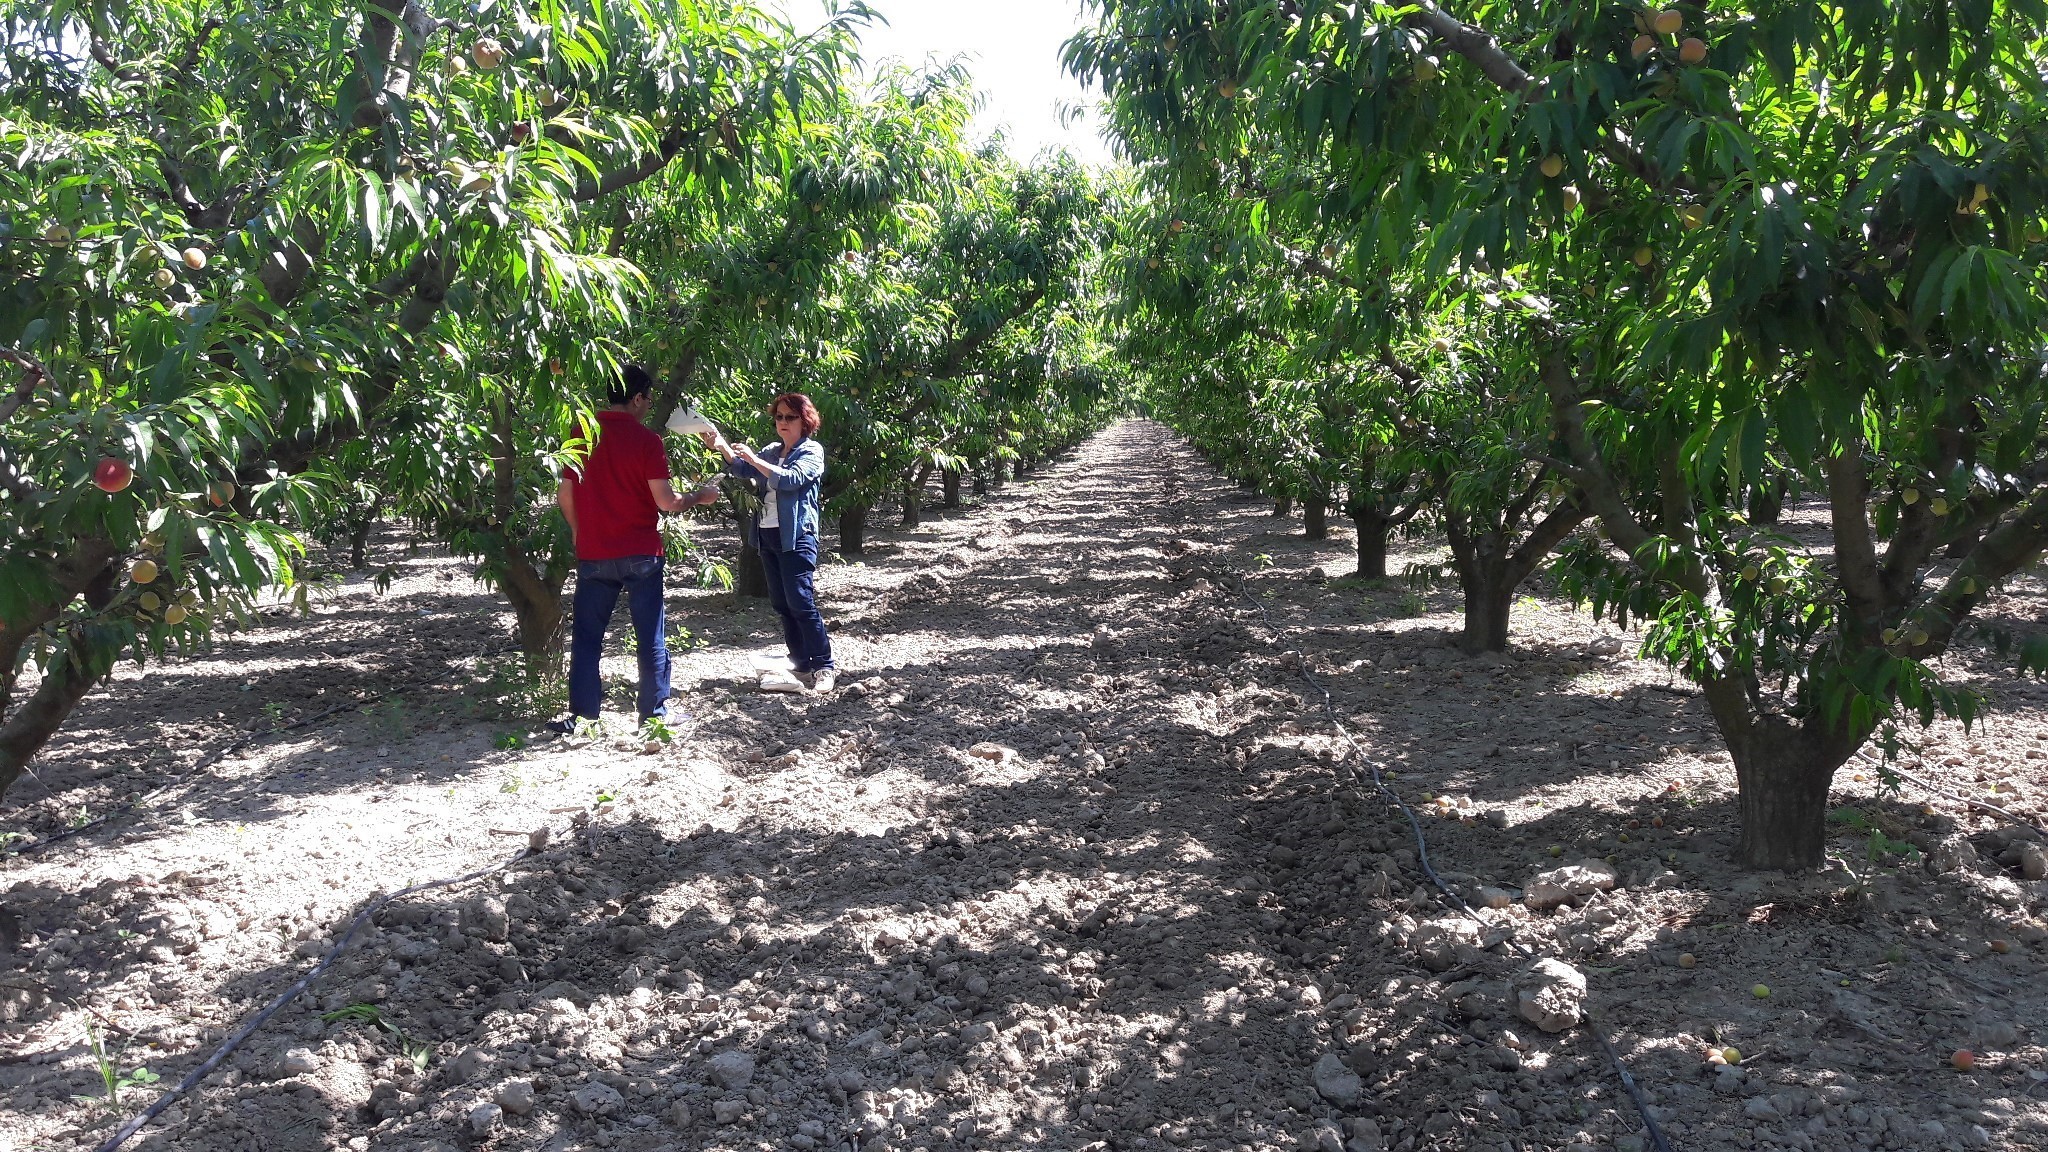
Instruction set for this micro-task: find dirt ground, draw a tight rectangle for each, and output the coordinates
[3,419,2046,1152]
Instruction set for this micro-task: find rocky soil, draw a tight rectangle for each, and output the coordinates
[3,420,2046,1152]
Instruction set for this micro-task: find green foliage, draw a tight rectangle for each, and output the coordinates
[1072,0,2048,865]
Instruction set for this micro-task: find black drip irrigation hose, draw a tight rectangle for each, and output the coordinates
[1222,569,1677,1152]
[93,841,544,1152]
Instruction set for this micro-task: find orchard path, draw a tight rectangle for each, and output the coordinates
[4,421,2047,1152]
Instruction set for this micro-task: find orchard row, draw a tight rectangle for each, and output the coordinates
[1067,0,2048,869]
[0,0,1120,798]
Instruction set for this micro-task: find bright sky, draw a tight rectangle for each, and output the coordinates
[774,0,1114,167]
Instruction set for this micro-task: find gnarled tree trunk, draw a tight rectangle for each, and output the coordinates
[1304,495,1328,540]
[1272,493,1293,517]
[944,468,962,509]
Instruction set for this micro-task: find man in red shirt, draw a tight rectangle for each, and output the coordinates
[550,365,716,734]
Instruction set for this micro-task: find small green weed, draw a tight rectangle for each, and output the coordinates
[464,656,567,722]
[263,700,289,728]
[1830,806,1874,833]
[499,775,522,794]
[641,716,677,743]
[1867,831,1920,863]
[74,1021,159,1110]
[321,1004,433,1070]
[366,698,412,742]
[494,731,524,752]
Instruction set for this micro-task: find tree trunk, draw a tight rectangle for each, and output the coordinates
[1446,519,1513,654]
[1304,496,1328,540]
[1013,460,1027,481]
[944,468,962,509]
[1747,473,1787,525]
[1458,569,1513,653]
[0,631,117,799]
[973,468,988,496]
[735,539,768,598]
[1352,507,1391,579]
[1702,679,1853,871]
[903,463,933,528]
[839,504,869,554]
[349,514,376,570]
[497,555,566,664]
[1273,494,1293,517]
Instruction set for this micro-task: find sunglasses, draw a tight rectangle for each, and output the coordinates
[773,411,800,422]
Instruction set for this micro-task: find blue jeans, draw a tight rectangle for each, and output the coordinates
[567,555,670,721]
[758,531,833,673]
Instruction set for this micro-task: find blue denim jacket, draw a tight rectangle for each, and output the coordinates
[728,437,824,552]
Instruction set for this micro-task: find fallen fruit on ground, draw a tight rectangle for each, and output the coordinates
[1678,952,1696,968]
[1752,983,1770,998]
[1952,1049,1974,1071]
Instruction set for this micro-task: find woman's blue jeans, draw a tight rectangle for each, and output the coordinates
[567,555,670,722]
[758,532,834,673]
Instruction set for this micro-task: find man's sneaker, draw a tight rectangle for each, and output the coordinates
[758,669,804,694]
[808,668,836,694]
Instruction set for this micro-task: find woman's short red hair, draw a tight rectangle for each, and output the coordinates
[772,392,821,438]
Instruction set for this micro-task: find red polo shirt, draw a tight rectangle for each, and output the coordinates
[562,411,670,561]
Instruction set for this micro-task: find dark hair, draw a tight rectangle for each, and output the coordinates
[772,392,821,438]
[608,363,656,405]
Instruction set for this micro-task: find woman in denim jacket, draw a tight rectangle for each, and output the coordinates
[702,393,836,692]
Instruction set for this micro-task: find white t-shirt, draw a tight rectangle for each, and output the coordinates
[757,479,780,530]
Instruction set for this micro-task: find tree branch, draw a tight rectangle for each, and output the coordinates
[1906,485,2048,659]
[0,347,53,502]
[1509,490,1590,575]
[1402,2,1532,94]
[1823,449,1887,630]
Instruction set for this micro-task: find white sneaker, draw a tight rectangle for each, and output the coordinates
[759,669,804,694]
[809,669,836,694]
